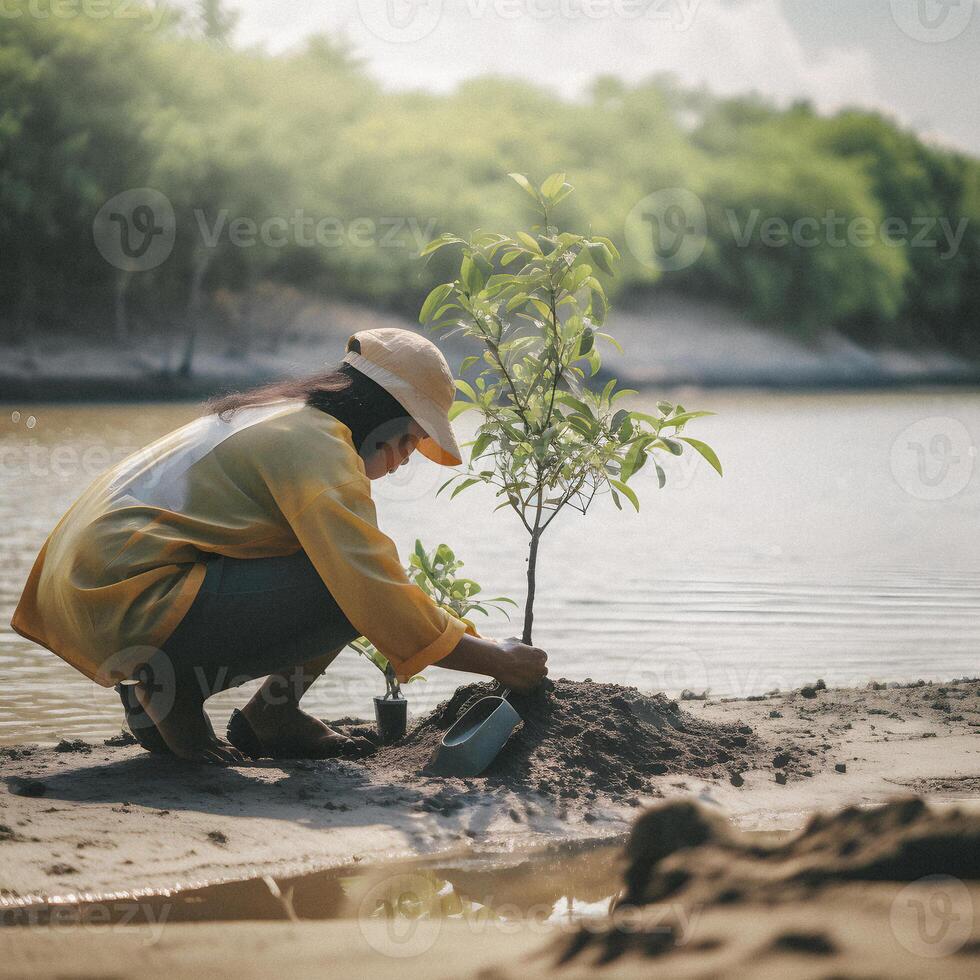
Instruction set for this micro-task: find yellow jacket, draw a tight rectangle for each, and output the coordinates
[11,400,473,686]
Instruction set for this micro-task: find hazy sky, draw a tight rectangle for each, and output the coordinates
[211,0,979,154]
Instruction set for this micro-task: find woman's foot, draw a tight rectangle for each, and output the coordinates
[236,697,374,759]
[134,679,247,766]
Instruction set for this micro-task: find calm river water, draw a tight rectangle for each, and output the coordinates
[2,392,978,745]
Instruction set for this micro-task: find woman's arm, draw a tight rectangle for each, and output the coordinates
[437,633,548,692]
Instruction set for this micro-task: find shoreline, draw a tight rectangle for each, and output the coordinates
[5,374,980,405]
[4,294,978,404]
[2,678,976,906]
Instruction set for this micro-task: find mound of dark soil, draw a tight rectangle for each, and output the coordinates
[363,678,763,801]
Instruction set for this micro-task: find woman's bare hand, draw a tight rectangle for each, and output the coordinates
[437,632,547,692]
[492,636,548,692]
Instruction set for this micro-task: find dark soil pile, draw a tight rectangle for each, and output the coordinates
[363,678,764,801]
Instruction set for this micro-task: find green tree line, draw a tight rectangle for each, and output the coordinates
[1,3,978,365]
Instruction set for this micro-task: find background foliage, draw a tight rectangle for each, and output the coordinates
[2,3,978,357]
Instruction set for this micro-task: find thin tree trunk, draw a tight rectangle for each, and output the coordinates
[522,531,541,644]
[17,252,38,371]
[179,248,211,378]
[114,270,131,345]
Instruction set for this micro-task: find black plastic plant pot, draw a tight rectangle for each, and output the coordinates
[374,696,408,744]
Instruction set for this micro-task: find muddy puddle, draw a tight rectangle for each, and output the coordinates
[1,838,625,929]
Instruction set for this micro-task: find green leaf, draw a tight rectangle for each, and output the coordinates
[541,172,566,198]
[655,461,667,489]
[508,172,540,202]
[609,478,639,511]
[454,378,478,401]
[587,241,614,275]
[680,437,723,476]
[529,297,552,321]
[450,477,482,499]
[551,184,574,207]
[419,283,454,324]
[610,388,638,403]
[460,255,484,295]
[590,288,607,321]
[448,401,477,420]
[470,430,495,460]
[577,326,594,357]
[516,231,542,254]
[659,411,715,428]
[459,355,480,372]
[419,234,465,257]
[595,331,623,353]
[555,392,594,418]
[594,236,622,261]
[505,290,530,312]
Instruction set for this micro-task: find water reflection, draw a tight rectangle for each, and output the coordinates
[1,839,623,928]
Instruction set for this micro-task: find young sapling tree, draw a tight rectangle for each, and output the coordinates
[420,173,722,644]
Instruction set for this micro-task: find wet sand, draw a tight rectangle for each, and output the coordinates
[1,679,976,905]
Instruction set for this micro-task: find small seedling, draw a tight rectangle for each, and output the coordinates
[350,540,515,698]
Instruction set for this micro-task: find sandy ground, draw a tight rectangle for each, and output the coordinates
[1,680,977,978]
[1,679,976,905]
[1,896,977,980]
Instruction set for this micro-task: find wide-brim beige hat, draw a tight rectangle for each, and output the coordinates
[343,327,463,467]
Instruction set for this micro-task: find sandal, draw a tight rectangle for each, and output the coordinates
[226,708,374,760]
[115,683,172,755]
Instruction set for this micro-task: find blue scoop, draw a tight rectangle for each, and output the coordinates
[429,686,520,777]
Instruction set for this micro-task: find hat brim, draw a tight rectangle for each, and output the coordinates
[344,351,462,467]
[408,396,463,466]
[416,426,463,468]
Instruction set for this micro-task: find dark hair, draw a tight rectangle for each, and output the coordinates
[205,360,412,454]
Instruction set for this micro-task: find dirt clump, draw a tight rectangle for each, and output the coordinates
[559,796,980,968]
[364,678,764,801]
[622,795,980,903]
